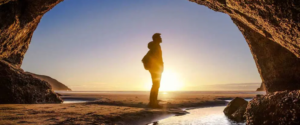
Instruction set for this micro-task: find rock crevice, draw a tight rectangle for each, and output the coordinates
[232,17,300,93]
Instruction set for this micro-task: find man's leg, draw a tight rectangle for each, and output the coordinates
[152,75,160,104]
[149,71,161,107]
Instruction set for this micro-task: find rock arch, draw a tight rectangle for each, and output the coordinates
[190,0,300,93]
[0,0,300,123]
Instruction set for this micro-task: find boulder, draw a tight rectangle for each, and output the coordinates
[0,61,62,104]
[246,90,300,125]
[224,97,248,122]
[232,103,247,122]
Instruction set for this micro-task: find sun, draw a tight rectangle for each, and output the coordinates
[144,69,184,91]
[159,70,183,91]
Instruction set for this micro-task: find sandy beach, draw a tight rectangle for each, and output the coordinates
[0,91,262,125]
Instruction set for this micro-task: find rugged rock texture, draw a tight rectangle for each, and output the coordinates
[232,103,247,122]
[256,82,265,91]
[232,18,300,93]
[0,0,63,67]
[190,0,300,57]
[245,91,300,125]
[27,72,72,91]
[190,0,300,93]
[189,1,300,124]
[0,61,62,104]
[0,0,63,104]
[224,97,248,122]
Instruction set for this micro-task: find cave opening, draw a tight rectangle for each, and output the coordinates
[21,0,261,91]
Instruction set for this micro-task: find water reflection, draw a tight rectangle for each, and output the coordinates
[63,100,88,103]
[149,106,245,125]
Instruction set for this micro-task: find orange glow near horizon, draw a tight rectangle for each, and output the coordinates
[145,69,184,91]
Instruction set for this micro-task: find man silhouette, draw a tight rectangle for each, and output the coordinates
[142,33,164,108]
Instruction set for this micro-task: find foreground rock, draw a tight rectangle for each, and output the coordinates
[246,90,300,125]
[0,61,62,104]
[27,72,71,91]
[223,97,247,122]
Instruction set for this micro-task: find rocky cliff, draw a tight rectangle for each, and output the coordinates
[188,0,300,124]
[0,61,62,104]
[26,72,71,91]
[189,0,300,93]
[0,0,63,104]
[0,0,63,67]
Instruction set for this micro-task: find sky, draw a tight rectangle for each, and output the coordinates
[22,0,261,91]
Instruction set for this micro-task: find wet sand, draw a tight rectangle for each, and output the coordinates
[0,91,261,125]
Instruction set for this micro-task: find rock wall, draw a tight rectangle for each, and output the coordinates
[232,18,300,93]
[0,0,62,67]
[189,0,300,93]
[190,0,300,57]
[0,0,63,104]
[188,0,300,124]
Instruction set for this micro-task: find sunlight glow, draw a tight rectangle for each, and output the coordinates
[160,70,183,91]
